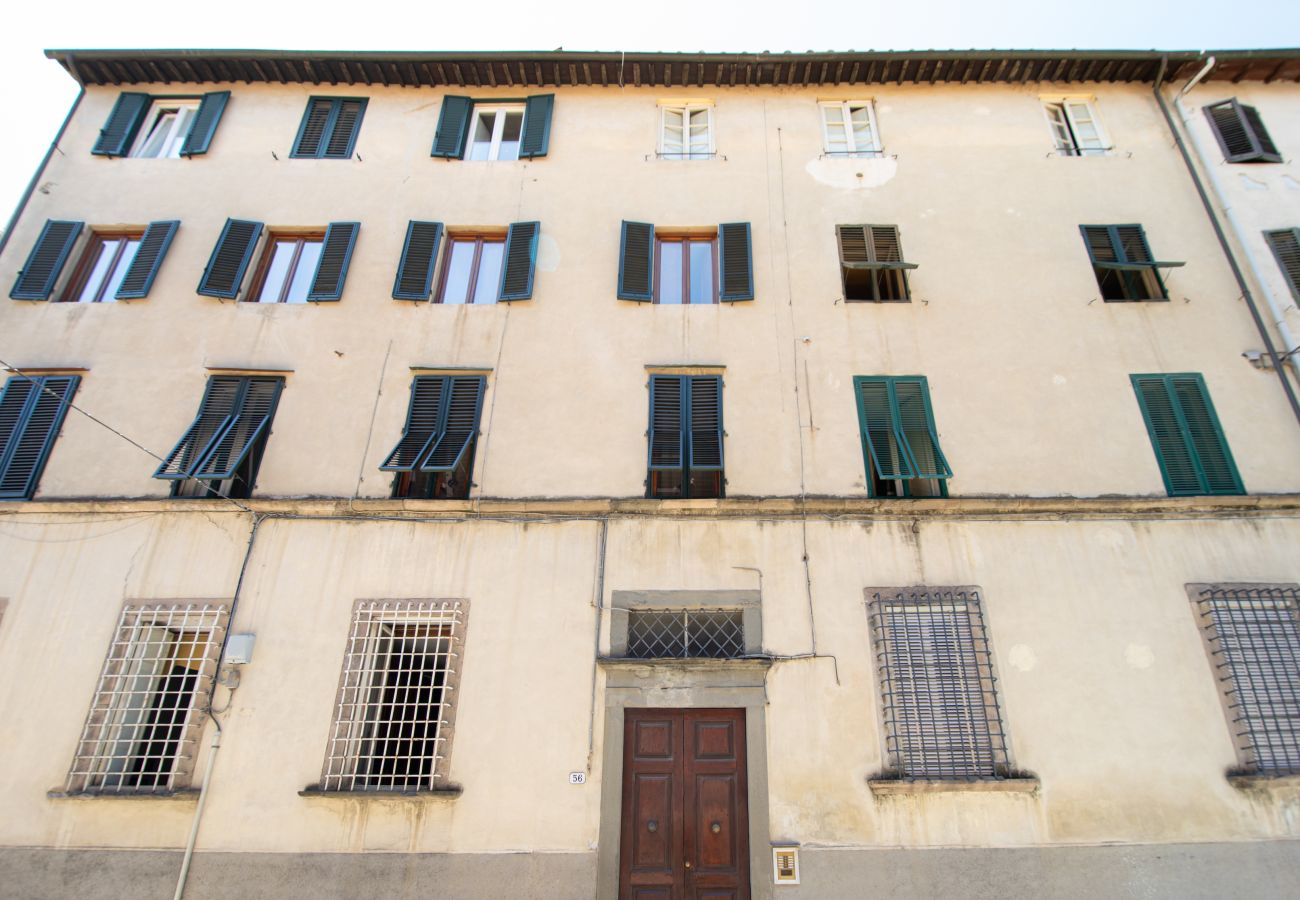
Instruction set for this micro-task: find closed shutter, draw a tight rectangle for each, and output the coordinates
[155,377,282,480]
[1264,229,1300,302]
[421,376,485,473]
[647,375,684,470]
[431,96,474,158]
[0,375,79,499]
[392,221,444,300]
[323,99,366,159]
[498,221,539,301]
[92,93,150,157]
[1131,374,1243,497]
[197,219,263,299]
[687,376,724,471]
[1170,375,1242,495]
[115,220,180,300]
[180,91,230,157]
[718,222,754,301]
[519,95,555,159]
[10,220,84,300]
[307,222,360,301]
[1205,99,1282,164]
[380,377,446,471]
[618,221,654,301]
[291,98,335,158]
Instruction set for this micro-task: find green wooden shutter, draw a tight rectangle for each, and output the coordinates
[499,221,539,301]
[0,375,79,500]
[648,375,684,471]
[92,92,150,156]
[1264,229,1300,303]
[687,376,724,471]
[1205,99,1282,164]
[618,221,654,301]
[307,222,360,301]
[10,220,84,300]
[291,98,335,158]
[431,96,474,158]
[392,221,444,300]
[380,376,446,471]
[1169,375,1243,495]
[190,377,283,480]
[519,95,554,158]
[180,91,230,156]
[1239,104,1281,161]
[854,378,912,480]
[1131,374,1243,497]
[155,377,244,479]
[421,376,485,473]
[115,220,179,300]
[718,222,754,301]
[197,219,263,299]
[892,378,951,479]
[1081,225,1120,265]
[322,99,366,159]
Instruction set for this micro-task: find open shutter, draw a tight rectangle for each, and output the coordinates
[1169,375,1243,495]
[499,221,539,301]
[197,219,263,299]
[0,375,79,499]
[10,220,83,300]
[323,99,366,159]
[718,221,754,301]
[380,377,446,471]
[1081,225,1120,266]
[618,221,654,301]
[868,226,917,269]
[392,221,444,300]
[431,96,473,159]
[893,378,951,479]
[307,222,360,301]
[648,376,684,471]
[155,377,244,479]
[292,99,334,158]
[180,91,230,157]
[92,92,150,157]
[838,225,870,266]
[1239,105,1281,161]
[1205,99,1282,164]
[1264,229,1300,302]
[855,378,912,480]
[115,220,179,300]
[420,376,484,473]
[1081,225,1183,271]
[519,95,555,159]
[190,378,283,480]
[687,376,724,471]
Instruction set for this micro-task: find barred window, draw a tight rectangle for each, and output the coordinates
[320,600,466,792]
[867,587,1011,780]
[625,609,745,659]
[1192,584,1300,776]
[66,603,228,794]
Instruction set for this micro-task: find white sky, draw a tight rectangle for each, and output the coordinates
[3,0,1298,225]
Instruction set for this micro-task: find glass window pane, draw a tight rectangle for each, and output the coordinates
[441,241,476,304]
[135,110,178,158]
[849,105,875,152]
[688,109,710,155]
[498,112,523,161]
[100,239,142,302]
[284,241,322,304]
[472,242,504,304]
[1066,103,1104,151]
[75,240,120,302]
[469,112,494,160]
[255,241,296,303]
[688,241,714,304]
[162,107,195,158]
[662,109,685,156]
[658,241,683,304]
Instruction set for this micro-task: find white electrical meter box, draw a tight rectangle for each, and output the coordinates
[224,634,256,665]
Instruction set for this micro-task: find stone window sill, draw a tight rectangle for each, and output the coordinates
[1227,774,1300,790]
[867,777,1039,796]
[299,785,463,801]
[48,788,200,802]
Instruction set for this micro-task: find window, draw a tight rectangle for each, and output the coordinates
[380,375,486,499]
[130,99,199,158]
[64,602,228,794]
[659,104,713,159]
[647,374,724,499]
[820,101,881,156]
[291,97,367,159]
[1131,373,1243,497]
[468,104,525,160]
[625,610,745,659]
[656,234,717,304]
[318,600,466,792]
[91,91,229,158]
[0,374,79,500]
[1080,225,1184,301]
[837,225,916,302]
[14,219,178,304]
[430,95,554,160]
[154,375,284,499]
[197,220,359,302]
[853,376,951,498]
[867,587,1012,780]
[1264,229,1300,303]
[249,232,324,304]
[1190,584,1300,776]
[63,231,141,303]
[1204,99,1282,164]
[437,234,505,304]
[617,221,753,302]
[427,223,540,304]
[1043,99,1107,156]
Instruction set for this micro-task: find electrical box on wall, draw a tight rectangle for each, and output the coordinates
[772,844,800,885]
[224,634,256,665]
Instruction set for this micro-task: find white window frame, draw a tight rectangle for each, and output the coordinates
[467,103,526,161]
[658,102,714,160]
[129,98,201,159]
[819,100,882,157]
[1041,97,1110,157]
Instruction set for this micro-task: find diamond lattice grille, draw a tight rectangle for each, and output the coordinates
[626,610,745,659]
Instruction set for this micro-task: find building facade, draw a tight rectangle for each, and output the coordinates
[0,48,1298,899]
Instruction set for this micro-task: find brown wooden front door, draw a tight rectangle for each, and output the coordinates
[619,708,750,900]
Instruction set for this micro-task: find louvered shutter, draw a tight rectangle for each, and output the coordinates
[519,95,555,159]
[380,377,446,471]
[292,99,335,158]
[431,96,473,159]
[1081,225,1119,265]
[838,225,871,266]
[718,222,754,301]
[155,377,245,479]
[392,221,444,300]
[197,219,263,299]
[0,375,79,499]
[648,376,684,471]
[92,93,150,157]
[10,220,83,300]
[1205,99,1282,164]
[190,378,283,480]
[323,100,366,159]
[499,221,539,301]
[618,221,654,301]
[1081,224,1182,272]
[1264,229,1300,302]
[115,220,179,300]
[855,378,911,479]
[1131,374,1242,497]
[1169,375,1243,495]
[180,91,230,157]
[1239,105,1281,161]
[687,376,724,471]
[420,376,485,473]
[893,378,951,479]
[307,222,360,301]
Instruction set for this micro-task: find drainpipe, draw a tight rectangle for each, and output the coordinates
[1152,56,1300,429]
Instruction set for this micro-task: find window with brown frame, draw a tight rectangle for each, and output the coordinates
[246,231,326,304]
[654,234,718,304]
[61,230,144,303]
[435,233,507,305]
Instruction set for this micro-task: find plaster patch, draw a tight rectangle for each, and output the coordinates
[536,234,561,273]
[1007,644,1037,672]
[1125,643,1155,669]
[1238,174,1268,191]
[1052,374,1067,387]
[1283,175,1300,191]
[804,156,898,190]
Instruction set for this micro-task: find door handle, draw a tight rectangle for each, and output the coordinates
[684,861,692,869]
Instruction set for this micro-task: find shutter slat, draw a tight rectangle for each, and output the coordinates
[519,94,554,159]
[191,378,283,480]
[1170,375,1244,495]
[307,222,360,301]
[323,99,366,159]
[291,98,333,158]
[893,378,952,479]
[688,376,724,470]
[380,377,446,471]
[180,91,230,156]
[856,379,912,480]
[92,92,150,157]
[197,219,263,299]
[431,96,474,158]
[617,221,654,301]
[154,378,245,479]
[1264,229,1300,302]
[115,220,179,299]
[0,375,79,499]
[421,376,485,472]
[10,220,84,300]
[718,221,754,301]
[648,375,684,470]
[392,221,444,301]
[499,221,539,301]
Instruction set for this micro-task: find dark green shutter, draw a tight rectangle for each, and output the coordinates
[380,377,446,471]
[323,99,366,159]
[1131,374,1243,497]
[115,220,179,300]
[618,221,654,301]
[893,378,951,479]
[292,99,334,158]
[10,220,83,300]
[155,377,244,479]
[1081,224,1183,271]
[1264,229,1300,303]
[855,379,909,479]
[180,91,230,156]
[1205,99,1282,164]
[853,376,951,484]
[687,376,724,471]
[421,376,485,473]
[718,222,754,301]
[499,221,539,301]
[156,377,282,481]
[197,219,263,299]
[92,92,150,157]
[648,376,684,471]
[519,95,554,158]
[431,96,474,158]
[0,375,79,500]
[307,222,360,301]
[392,221,444,300]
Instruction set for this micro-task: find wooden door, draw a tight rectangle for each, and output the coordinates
[619,708,749,900]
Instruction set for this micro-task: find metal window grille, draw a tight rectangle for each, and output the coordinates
[625,609,745,659]
[868,588,1010,780]
[1195,586,1300,776]
[66,603,228,794]
[321,600,465,791]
